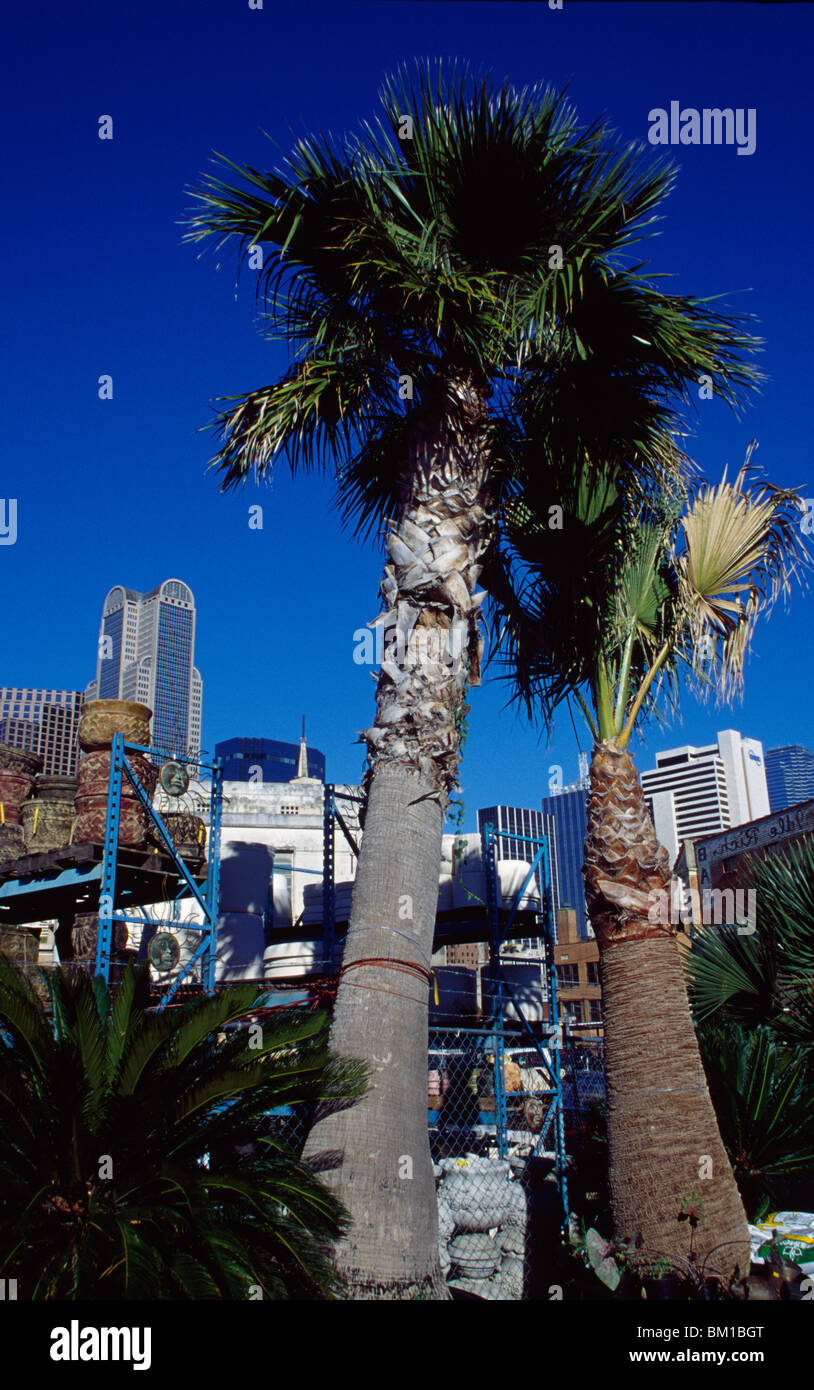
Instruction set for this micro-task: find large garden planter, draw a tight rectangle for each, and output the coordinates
[148,811,206,862]
[0,746,42,822]
[34,774,77,802]
[0,925,41,965]
[78,700,152,752]
[448,1234,499,1280]
[0,770,36,823]
[0,823,25,866]
[71,912,129,963]
[21,798,76,853]
[0,925,48,1002]
[0,746,42,775]
[73,794,147,847]
[77,749,158,799]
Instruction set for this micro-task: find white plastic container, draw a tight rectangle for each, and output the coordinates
[215,911,265,982]
[219,841,273,915]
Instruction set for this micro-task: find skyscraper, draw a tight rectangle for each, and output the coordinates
[477,804,546,865]
[540,771,591,940]
[0,688,84,774]
[476,805,547,948]
[86,580,202,759]
[640,729,769,868]
[765,745,814,813]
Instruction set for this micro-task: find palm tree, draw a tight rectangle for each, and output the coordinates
[0,959,365,1298]
[487,453,809,1275]
[183,61,760,1296]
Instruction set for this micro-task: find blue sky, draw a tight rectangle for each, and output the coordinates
[3,0,813,828]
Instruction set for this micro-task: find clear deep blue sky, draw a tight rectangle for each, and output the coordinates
[3,1,813,826]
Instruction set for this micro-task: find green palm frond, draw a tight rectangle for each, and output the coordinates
[697,1021,814,1215]
[687,924,778,1026]
[749,837,814,978]
[677,448,810,700]
[488,445,810,746]
[184,59,760,521]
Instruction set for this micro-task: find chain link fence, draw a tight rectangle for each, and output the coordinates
[429,1025,580,1299]
[250,1020,607,1300]
[560,1033,605,1134]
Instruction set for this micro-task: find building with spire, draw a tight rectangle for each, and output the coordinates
[214,726,326,785]
[86,579,202,760]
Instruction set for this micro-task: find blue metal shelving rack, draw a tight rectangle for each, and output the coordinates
[480,821,568,1219]
[95,733,223,1008]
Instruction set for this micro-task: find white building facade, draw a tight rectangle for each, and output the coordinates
[641,729,770,868]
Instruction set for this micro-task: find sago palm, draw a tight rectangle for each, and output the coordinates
[694,1021,814,1218]
[688,835,814,1058]
[183,59,760,1296]
[487,451,809,1275]
[688,838,814,1215]
[0,960,365,1299]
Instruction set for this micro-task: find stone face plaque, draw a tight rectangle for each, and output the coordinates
[148,931,181,973]
[158,760,190,798]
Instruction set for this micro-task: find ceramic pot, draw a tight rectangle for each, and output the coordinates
[34,774,78,802]
[21,798,76,853]
[77,750,158,799]
[0,745,42,774]
[78,700,152,752]
[73,795,147,847]
[0,822,26,865]
[0,769,37,822]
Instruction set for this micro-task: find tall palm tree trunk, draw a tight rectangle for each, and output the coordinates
[303,375,494,1298]
[583,740,750,1279]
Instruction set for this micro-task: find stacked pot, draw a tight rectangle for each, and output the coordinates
[148,811,207,865]
[21,774,78,854]
[0,745,42,867]
[73,700,154,847]
[71,911,134,982]
[0,925,49,1003]
[436,1156,528,1299]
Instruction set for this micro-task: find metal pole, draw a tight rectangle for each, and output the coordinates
[323,783,336,972]
[541,832,568,1219]
[480,822,507,1160]
[95,731,123,985]
[204,757,223,994]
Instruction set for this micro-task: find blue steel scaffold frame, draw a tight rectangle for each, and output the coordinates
[479,822,568,1219]
[95,733,223,1007]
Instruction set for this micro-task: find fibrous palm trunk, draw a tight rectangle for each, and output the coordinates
[583,740,750,1280]
[303,375,494,1298]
